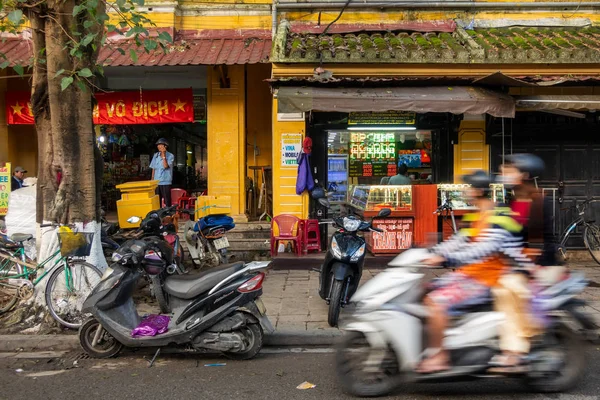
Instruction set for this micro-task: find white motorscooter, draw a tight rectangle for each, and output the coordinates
[335,249,597,397]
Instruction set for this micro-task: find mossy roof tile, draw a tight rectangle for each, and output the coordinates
[277,26,600,64]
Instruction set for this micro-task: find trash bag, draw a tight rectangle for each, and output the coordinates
[131,314,170,337]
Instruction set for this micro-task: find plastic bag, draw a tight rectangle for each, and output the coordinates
[6,185,37,260]
[131,314,170,337]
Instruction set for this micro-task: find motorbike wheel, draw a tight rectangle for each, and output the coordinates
[336,331,401,397]
[328,279,344,327]
[79,318,123,359]
[150,275,171,314]
[525,325,587,393]
[224,323,263,361]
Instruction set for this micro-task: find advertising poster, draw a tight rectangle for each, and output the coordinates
[281,133,302,167]
[0,163,11,216]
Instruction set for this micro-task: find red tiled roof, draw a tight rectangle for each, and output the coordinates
[0,31,272,67]
[0,38,34,67]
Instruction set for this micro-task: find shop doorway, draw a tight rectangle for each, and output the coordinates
[490,113,600,248]
[97,123,207,211]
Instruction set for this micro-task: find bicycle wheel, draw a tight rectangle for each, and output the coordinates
[45,261,102,329]
[0,249,22,314]
[584,224,600,265]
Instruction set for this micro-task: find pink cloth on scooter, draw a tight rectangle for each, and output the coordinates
[131,315,170,337]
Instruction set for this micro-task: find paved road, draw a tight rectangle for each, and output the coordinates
[0,348,599,400]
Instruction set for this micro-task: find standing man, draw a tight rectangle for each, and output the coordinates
[150,138,175,207]
[11,166,27,191]
[388,163,411,185]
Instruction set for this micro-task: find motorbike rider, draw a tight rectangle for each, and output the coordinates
[417,170,535,373]
[490,153,558,371]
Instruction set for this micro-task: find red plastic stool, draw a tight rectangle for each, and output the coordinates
[178,197,197,221]
[302,219,321,253]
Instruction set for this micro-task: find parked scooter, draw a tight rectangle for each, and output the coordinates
[318,197,391,327]
[335,248,596,397]
[79,239,273,360]
[183,211,235,268]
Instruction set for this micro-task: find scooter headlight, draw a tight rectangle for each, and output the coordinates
[342,217,361,232]
[331,237,342,259]
[350,243,366,262]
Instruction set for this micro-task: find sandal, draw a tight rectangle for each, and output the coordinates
[488,353,528,373]
[416,349,450,374]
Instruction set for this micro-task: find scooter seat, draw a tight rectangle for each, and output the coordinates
[164,262,246,299]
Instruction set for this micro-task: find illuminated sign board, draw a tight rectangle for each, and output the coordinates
[349,133,396,161]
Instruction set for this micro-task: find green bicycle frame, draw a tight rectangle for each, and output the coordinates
[0,248,72,290]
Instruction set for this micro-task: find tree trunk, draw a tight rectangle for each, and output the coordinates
[27,1,107,302]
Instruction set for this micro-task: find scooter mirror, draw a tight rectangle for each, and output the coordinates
[127,216,141,224]
[377,208,392,218]
[318,198,331,208]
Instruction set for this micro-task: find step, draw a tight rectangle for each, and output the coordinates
[227,230,271,240]
[228,238,271,251]
[231,223,271,231]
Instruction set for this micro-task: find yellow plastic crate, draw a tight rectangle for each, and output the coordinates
[116,180,159,201]
[117,196,160,229]
[195,196,232,220]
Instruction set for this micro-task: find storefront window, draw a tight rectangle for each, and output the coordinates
[327,129,433,204]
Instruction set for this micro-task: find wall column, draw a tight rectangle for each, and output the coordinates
[0,69,8,166]
[453,116,489,182]
[207,65,247,222]
[272,98,308,219]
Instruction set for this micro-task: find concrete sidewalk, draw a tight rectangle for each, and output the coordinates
[262,263,600,333]
[1,263,599,353]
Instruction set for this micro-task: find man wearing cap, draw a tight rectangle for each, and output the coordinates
[150,138,175,206]
[11,167,27,191]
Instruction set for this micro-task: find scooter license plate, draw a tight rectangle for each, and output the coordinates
[213,237,229,250]
[255,298,267,315]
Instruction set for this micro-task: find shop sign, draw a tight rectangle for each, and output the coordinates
[6,89,195,125]
[0,163,11,216]
[371,218,413,251]
[281,133,302,167]
[348,111,416,126]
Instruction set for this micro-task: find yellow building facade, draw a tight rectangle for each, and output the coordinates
[1,0,599,220]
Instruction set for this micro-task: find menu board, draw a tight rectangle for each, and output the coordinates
[349,161,396,178]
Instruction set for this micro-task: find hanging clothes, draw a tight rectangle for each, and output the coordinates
[296,137,315,195]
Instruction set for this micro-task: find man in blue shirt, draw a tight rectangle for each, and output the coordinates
[150,138,175,206]
[11,166,26,191]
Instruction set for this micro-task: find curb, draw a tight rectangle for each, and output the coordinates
[0,330,342,353]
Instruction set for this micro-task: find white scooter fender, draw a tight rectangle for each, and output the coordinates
[343,310,423,370]
[388,248,431,268]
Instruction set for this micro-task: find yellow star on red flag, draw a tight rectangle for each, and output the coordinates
[11,103,23,116]
[173,99,187,112]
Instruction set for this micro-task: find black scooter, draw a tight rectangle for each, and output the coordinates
[318,199,391,327]
[79,238,273,360]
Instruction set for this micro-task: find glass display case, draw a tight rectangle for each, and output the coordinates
[348,185,413,211]
[437,183,505,210]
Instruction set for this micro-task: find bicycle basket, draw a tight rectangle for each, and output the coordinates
[57,232,94,257]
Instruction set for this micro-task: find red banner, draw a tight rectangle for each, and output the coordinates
[5,92,34,125]
[6,88,194,125]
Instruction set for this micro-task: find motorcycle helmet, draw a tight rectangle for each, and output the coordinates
[311,186,326,199]
[462,170,492,198]
[505,153,545,179]
[140,213,161,233]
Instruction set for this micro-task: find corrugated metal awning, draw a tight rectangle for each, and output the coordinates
[515,96,600,111]
[277,86,515,118]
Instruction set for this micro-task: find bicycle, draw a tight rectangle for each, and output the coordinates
[434,196,458,234]
[0,224,102,329]
[557,198,600,265]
